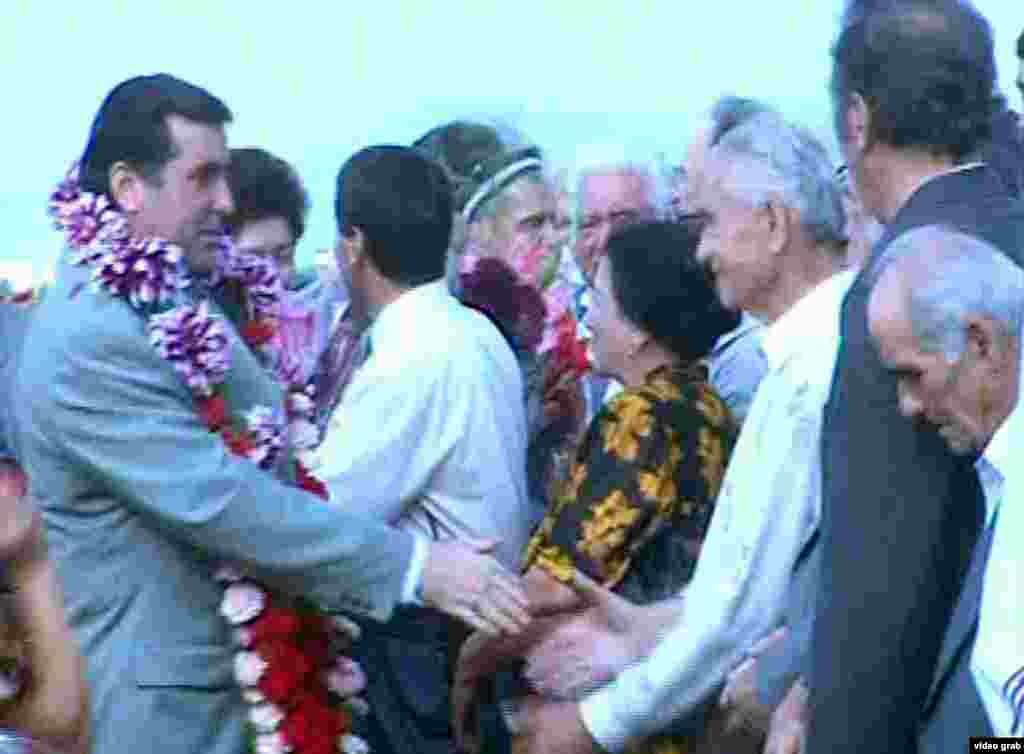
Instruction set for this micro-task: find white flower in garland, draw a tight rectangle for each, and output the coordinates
[234,651,268,687]
[287,389,315,415]
[254,731,292,754]
[338,733,370,754]
[242,688,267,705]
[249,702,285,734]
[220,582,267,625]
[244,406,286,470]
[324,657,367,698]
[289,418,319,452]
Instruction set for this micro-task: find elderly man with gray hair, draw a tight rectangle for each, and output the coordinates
[512,110,851,754]
[571,139,768,425]
[865,227,1024,751]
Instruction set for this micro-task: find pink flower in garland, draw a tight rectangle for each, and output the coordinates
[48,163,189,305]
[148,301,232,398]
[91,237,190,308]
[214,238,284,322]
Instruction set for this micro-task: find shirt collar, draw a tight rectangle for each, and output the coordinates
[367,279,450,349]
[712,312,763,354]
[759,269,855,371]
[980,353,1024,484]
[898,162,986,218]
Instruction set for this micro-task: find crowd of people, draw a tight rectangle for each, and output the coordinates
[1,2,1023,754]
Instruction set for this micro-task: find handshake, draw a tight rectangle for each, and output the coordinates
[418,539,533,636]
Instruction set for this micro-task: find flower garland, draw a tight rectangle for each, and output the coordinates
[458,244,591,424]
[49,164,368,754]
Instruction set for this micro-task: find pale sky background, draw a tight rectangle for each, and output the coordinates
[1,1,1021,285]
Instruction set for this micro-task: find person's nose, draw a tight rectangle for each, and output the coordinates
[897,382,924,420]
[212,175,235,215]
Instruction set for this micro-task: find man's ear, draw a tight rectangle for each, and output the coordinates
[964,315,1001,365]
[343,226,366,267]
[761,196,793,257]
[846,92,873,156]
[108,161,147,213]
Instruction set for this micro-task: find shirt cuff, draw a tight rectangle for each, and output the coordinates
[579,690,631,753]
[401,534,430,606]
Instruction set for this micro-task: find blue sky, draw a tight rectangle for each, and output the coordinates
[1,1,1021,281]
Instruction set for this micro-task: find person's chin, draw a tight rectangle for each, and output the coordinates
[939,425,975,456]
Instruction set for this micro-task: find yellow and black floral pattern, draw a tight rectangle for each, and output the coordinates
[523,362,737,600]
[520,362,738,754]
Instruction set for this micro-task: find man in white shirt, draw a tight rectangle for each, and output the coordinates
[866,227,1024,747]
[315,145,534,754]
[514,111,852,754]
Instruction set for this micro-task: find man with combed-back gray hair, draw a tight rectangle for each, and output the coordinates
[679,96,776,426]
[511,110,854,754]
[866,226,1024,750]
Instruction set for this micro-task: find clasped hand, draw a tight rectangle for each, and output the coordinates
[421,539,531,636]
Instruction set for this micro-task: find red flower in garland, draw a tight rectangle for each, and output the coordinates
[281,693,346,752]
[300,635,332,669]
[198,394,229,431]
[247,607,302,644]
[243,318,277,347]
[552,311,592,378]
[295,460,329,501]
[221,427,257,457]
[256,639,314,704]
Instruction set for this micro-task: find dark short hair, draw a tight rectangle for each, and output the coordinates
[604,219,740,363]
[334,146,453,287]
[1017,27,1024,58]
[226,148,310,241]
[831,0,997,160]
[80,74,232,197]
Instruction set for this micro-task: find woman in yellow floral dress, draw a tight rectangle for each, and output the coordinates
[454,219,740,754]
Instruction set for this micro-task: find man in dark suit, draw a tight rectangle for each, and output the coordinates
[808,3,1024,753]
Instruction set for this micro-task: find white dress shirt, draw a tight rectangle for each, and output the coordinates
[972,362,1023,736]
[315,281,533,580]
[580,269,855,751]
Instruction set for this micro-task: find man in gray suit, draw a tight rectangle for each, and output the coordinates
[12,74,530,754]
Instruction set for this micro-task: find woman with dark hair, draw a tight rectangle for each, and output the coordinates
[453,219,740,754]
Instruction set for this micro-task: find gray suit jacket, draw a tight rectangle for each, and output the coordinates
[13,258,416,754]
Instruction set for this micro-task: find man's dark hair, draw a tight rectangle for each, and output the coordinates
[80,74,232,197]
[335,146,453,287]
[709,96,773,147]
[605,219,740,364]
[226,148,310,241]
[831,0,997,160]
[1017,27,1024,58]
